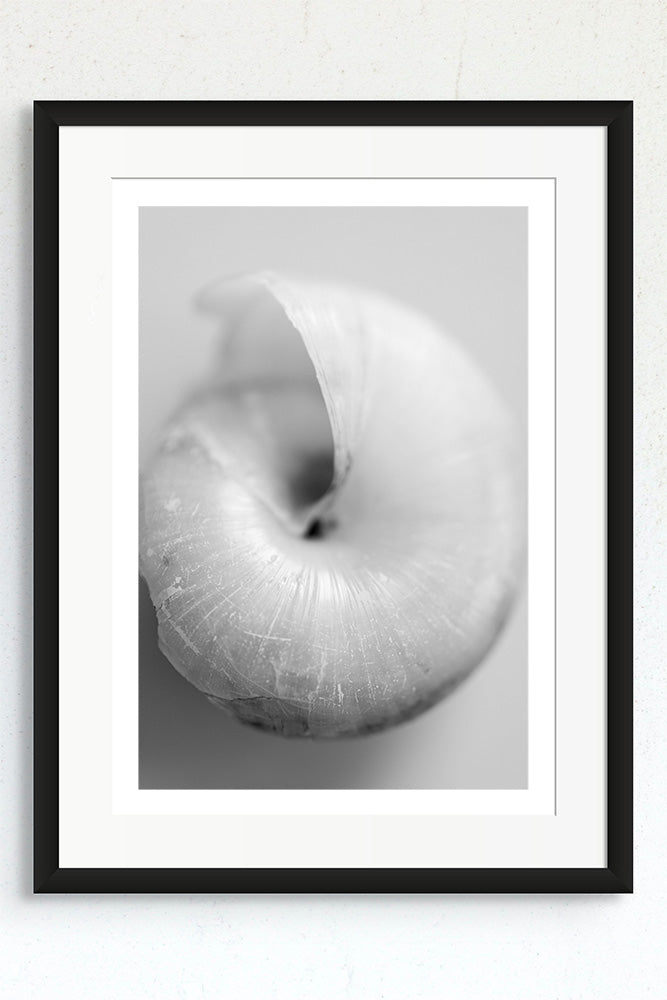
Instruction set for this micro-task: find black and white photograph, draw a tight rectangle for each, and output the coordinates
[33,102,632,897]
[138,206,528,790]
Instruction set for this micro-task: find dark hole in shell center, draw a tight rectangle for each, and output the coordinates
[303,514,338,540]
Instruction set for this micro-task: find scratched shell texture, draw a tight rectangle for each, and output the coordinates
[139,274,523,737]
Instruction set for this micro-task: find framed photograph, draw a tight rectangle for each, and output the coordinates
[34,101,632,893]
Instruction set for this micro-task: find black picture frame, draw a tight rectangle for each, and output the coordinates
[34,100,632,893]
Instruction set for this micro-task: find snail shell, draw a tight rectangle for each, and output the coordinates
[140,273,524,737]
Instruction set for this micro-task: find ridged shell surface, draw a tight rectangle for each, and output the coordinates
[140,273,524,737]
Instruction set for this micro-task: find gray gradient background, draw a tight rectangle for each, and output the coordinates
[139,206,527,789]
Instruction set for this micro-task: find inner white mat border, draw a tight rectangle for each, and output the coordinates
[58,126,605,870]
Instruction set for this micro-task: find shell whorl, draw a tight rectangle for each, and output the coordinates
[140,274,524,737]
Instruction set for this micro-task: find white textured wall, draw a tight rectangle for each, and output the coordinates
[1,2,664,997]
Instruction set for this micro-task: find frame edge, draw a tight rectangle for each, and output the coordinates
[33,100,633,894]
[33,101,61,893]
[605,100,633,893]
